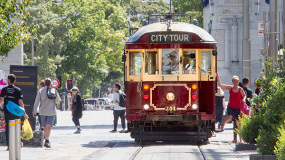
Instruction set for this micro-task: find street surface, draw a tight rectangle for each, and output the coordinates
[0,110,257,160]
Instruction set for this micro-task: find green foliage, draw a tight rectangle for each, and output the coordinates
[275,124,285,160]
[238,114,264,144]
[0,0,34,57]
[173,0,203,27]
[24,0,128,96]
[127,0,169,26]
[250,58,285,155]
[257,126,279,155]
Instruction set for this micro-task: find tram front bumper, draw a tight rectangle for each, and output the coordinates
[141,114,201,122]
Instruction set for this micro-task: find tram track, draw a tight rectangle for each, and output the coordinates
[199,145,209,160]
[129,146,144,160]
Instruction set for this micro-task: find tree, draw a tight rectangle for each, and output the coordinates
[0,0,33,57]
[172,0,203,27]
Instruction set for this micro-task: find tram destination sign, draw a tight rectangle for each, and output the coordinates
[149,32,191,44]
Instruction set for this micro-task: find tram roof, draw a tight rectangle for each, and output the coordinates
[125,22,216,44]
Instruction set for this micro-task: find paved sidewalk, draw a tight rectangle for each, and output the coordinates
[0,110,257,160]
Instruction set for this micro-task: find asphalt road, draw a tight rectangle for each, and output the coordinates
[0,110,257,160]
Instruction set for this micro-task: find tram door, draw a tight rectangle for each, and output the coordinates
[199,50,215,81]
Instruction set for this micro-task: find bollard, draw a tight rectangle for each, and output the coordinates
[15,119,21,160]
[9,120,16,160]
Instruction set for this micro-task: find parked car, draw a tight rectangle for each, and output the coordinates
[97,98,114,110]
[84,99,104,111]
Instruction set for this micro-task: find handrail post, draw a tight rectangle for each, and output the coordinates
[15,119,21,160]
[9,120,16,160]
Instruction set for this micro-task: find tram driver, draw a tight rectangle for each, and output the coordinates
[183,51,196,74]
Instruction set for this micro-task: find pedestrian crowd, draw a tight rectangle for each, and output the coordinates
[215,73,261,143]
[0,74,126,149]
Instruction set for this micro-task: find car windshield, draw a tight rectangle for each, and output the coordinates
[85,100,97,105]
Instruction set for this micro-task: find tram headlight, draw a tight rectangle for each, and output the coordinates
[166,92,175,101]
[144,104,150,110]
[144,85,149,90]
[192,104,198,110]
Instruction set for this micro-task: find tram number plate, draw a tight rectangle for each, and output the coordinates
[165,106,176,111]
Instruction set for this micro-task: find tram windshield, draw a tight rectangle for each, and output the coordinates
[162,49,179,75]
[201,51,212,75]
[183,51,196,74]
[129,52,142,75]
[145,51,159,75]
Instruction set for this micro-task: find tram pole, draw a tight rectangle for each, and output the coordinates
[242,0,251,83]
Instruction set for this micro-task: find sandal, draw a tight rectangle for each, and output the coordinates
[220,125,224,132]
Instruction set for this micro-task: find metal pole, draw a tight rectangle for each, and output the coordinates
[9,120,16,160]
[32,38,34,66]
[269,0,278,59]
[263,12,268,76]
[283,0,285,69]
[242,0,251,82]
[15,119,21,160]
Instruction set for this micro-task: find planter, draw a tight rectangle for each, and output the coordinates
[250,154,277,160]
[235,143,257,151]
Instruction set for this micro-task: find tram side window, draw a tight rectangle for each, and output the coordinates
[129,52,142,75]
[201,51,212,75]
[183,51,196,74]
[145,51,159,75]
[162,49,179,75]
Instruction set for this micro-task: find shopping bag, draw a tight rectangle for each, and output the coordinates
[21,119,33,140]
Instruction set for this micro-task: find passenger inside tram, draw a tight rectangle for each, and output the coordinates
[183,51,196,74]
[162,49,179,74]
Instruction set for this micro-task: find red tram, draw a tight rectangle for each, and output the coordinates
[123,14,217,143]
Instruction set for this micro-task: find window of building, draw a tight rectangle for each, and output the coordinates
[162,49,179,75]
[129,52,142,75]
[145,51,159,75]
[201,51,211,75]
[182,51,196,74]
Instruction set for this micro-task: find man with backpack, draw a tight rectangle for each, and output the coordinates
[33,78,60,148]
[110,83,127,133]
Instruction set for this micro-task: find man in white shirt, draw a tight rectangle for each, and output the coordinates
[110,83,126,133]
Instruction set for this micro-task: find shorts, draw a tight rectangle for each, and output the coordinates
[227,107,241,121]
[40,115,55,127]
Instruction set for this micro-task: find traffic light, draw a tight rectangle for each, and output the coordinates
[57,76,62,88]
[67,79,73,90]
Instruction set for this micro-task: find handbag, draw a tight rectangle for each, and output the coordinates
[240,100,250,117]
[6,101,25,116]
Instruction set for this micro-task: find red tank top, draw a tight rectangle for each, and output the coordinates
[228,87,241,109]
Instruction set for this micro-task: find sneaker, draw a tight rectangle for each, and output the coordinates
[119,130,128,133]
[44,140,51,148]
[74,129,81,134]
[110,130,117,133]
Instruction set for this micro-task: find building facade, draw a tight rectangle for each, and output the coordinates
[0,44,24,76]
[203,0,284,96]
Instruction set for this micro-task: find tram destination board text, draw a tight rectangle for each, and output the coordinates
[149,33,191,44]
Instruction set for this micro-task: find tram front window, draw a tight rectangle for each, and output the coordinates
[129,52,142,75]
[162,49,179,75]
[201,51,212,75]
[183,51,196,74]
[145,51,159,75]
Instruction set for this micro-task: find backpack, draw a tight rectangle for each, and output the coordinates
[116,91,126,107]
[47,87,57,99]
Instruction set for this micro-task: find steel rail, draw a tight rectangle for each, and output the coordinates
[199,145,209,160]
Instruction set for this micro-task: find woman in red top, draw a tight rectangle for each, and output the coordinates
[216,74,246,141]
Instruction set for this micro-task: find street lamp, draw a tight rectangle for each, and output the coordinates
[31,14,67,65]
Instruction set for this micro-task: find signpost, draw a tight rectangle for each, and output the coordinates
[51,79,60,88]
[257,22,264,38]
[10,65,38,130]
